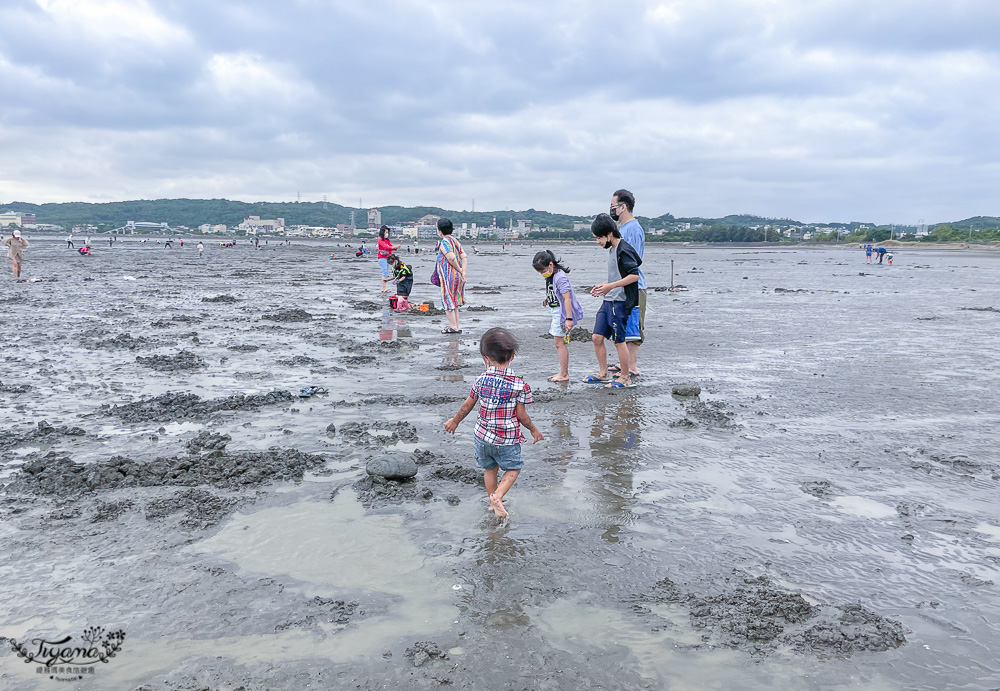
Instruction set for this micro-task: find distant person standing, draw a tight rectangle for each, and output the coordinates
[84,235,90,247]
[377,225,401,293]
[865,244,873,264]
[3,229,29,280]
[66,234,74,249]
[611,189,645,379]
[436,218,467,334]
[197,241,204,258]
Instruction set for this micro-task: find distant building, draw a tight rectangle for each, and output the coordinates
[0,211,33,227]
[515,219,532,234]
[336,224,355,235]
[238,216,284,234]
[573,220,593,232]
[198,224,228,234]
[367,208,382,230]
[416,214,441,227]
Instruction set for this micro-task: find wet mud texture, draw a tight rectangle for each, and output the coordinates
[102,389,293,422]
[634,574,905,655]
[2,242,1000,690]
[8,445,326,496]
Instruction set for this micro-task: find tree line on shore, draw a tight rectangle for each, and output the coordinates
[2,199,997,244]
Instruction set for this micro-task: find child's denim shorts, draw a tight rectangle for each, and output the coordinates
[474,437,523,471]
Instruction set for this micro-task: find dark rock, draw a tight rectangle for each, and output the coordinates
[366,457,418,480]
[202,294,238,303]
[671,382,701,397]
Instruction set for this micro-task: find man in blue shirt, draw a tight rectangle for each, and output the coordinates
[611,189,645,378]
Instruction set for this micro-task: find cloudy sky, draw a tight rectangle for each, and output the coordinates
[1,0,998,223]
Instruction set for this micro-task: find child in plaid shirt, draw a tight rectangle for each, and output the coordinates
[445,327,543,518]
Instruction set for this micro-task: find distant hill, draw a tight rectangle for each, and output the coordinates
[1,198,993,232]
[0,198,595,230]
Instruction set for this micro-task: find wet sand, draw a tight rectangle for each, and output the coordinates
[1,239,999,689]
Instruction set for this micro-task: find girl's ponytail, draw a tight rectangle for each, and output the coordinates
[531,249,571,274]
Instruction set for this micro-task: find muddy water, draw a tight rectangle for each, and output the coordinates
[1,239,999,690]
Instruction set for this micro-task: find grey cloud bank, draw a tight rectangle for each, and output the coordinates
[2,0,999,224]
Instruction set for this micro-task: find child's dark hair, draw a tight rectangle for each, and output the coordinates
[532,250,570,274]
[480,327,519,364]
[591,213,621,238]
[387,253,401,267]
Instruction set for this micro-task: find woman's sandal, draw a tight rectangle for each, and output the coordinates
[441,327,463,334]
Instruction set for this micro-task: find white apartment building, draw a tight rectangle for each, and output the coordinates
[368,208,382,230]
[1,212,33,227]
[198,224,228,234]
[238,216,284,234]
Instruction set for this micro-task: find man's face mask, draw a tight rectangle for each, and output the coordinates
[610,204,620,222]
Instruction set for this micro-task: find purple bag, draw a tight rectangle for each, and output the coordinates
[430,266,441,286]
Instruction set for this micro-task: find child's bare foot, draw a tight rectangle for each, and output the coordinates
[546,373,570,382]
[490,493,509,518]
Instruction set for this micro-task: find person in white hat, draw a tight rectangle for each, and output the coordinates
[2,229,29,279]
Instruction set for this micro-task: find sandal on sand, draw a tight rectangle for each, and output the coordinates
[584,374,610,384]
[441,327,463,334]
[608,364,622,374]
[605,380,637,389]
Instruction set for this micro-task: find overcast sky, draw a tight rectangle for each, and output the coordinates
[2,0,998,223]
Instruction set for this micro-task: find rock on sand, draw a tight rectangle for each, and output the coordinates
[672,382,702,397]
[366,456,418,480]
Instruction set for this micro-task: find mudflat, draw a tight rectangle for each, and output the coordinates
[1,239,998,689]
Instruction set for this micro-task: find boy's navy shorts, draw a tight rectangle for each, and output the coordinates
[593,300,627,344]
[474,437,523,471]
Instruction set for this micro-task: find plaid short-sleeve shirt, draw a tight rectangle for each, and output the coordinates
[469,366,532,445]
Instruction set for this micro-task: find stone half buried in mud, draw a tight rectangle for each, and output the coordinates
[366,456,418,480]
[671,382,702,397]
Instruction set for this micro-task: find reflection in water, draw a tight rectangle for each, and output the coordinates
[378,308,412,341]
[439,339,465,382]
[589,396,646,542]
